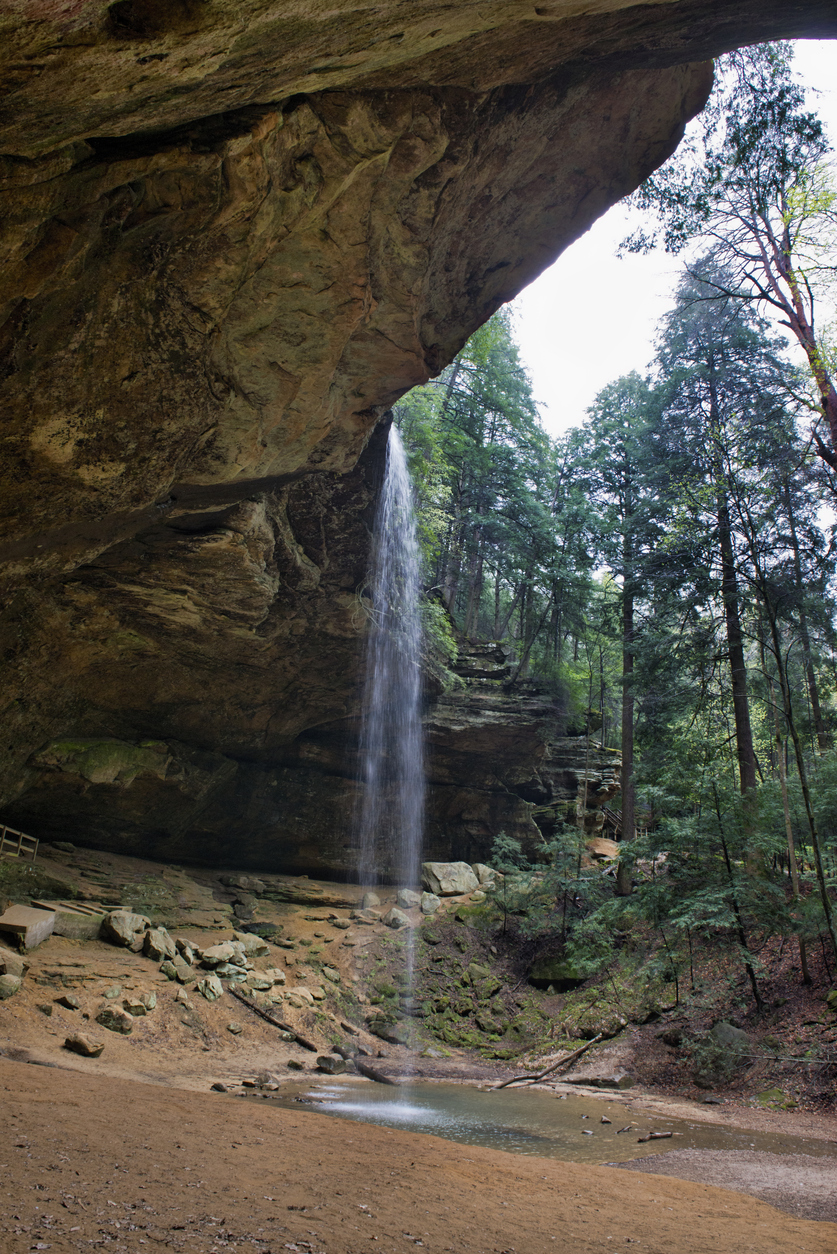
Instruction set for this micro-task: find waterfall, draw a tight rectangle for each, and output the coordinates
[356,424,425,893]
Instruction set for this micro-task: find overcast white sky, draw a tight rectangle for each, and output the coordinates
[512,40,837,439]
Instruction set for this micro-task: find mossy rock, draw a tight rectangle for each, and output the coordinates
[564,1002,628,1040]
[0,860,78,903]
[754,1088,793,1109]
[475,1010,503,1033]
[31,738,169,786]
[528,956,585,991]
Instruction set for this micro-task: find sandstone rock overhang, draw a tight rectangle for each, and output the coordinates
[1,3,835,864]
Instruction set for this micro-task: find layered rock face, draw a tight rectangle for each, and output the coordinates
[1,639,620,878]
[2,3,835,869]
[424,644,621,866]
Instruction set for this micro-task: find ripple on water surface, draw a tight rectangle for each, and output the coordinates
[259,1080,837,1166]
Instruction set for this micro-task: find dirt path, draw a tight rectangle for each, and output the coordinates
[1,1057,834,1254]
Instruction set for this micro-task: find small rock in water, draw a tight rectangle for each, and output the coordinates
[601,1116,612,1124]
[361,892,381,909]
[581,1130,594,1135]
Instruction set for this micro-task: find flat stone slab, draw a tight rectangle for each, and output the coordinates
[31,900,106,940]
[0,904,55,949]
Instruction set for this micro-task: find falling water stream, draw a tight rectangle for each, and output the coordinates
[355,424,425,1000]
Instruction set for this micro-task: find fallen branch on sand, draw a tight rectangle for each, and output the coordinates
[229,988,318,1052]
[492,1034,604,1090]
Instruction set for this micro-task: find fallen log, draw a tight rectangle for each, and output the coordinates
[492,1034,604,1089]
[637,1131,673,1143]
[229,989,318,1052]
[355,1060,402,1086]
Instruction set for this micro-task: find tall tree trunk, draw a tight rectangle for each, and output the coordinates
[441,468,466,614]
[616,504,635,897]
[760,621,811,984]
[708,373,757,797]
[717,485,758,794]
[463,527,484,638]
[766,596,837,965]
[783,478,828,750]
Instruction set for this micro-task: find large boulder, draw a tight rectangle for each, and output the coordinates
[382,907,412,930]
[422,862,479,897]
[95,1005,134,1035]
[143,927,176,962]
[232,931,271,957]
[102,911,150,951]
[0,973,22,1000]
[64,1033,105,1059]
[0,944,27,979]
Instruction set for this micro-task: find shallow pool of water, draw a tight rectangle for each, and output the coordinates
[253,1080,837,1165]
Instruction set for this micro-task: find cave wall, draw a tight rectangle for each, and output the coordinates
[2,3,836,869]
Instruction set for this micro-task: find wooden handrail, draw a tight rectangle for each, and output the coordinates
[0,824,38,863]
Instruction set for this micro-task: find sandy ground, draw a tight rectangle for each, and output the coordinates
[2,852,837,1251]
[1,1056,836,1254]
[611,1149,837,1223]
